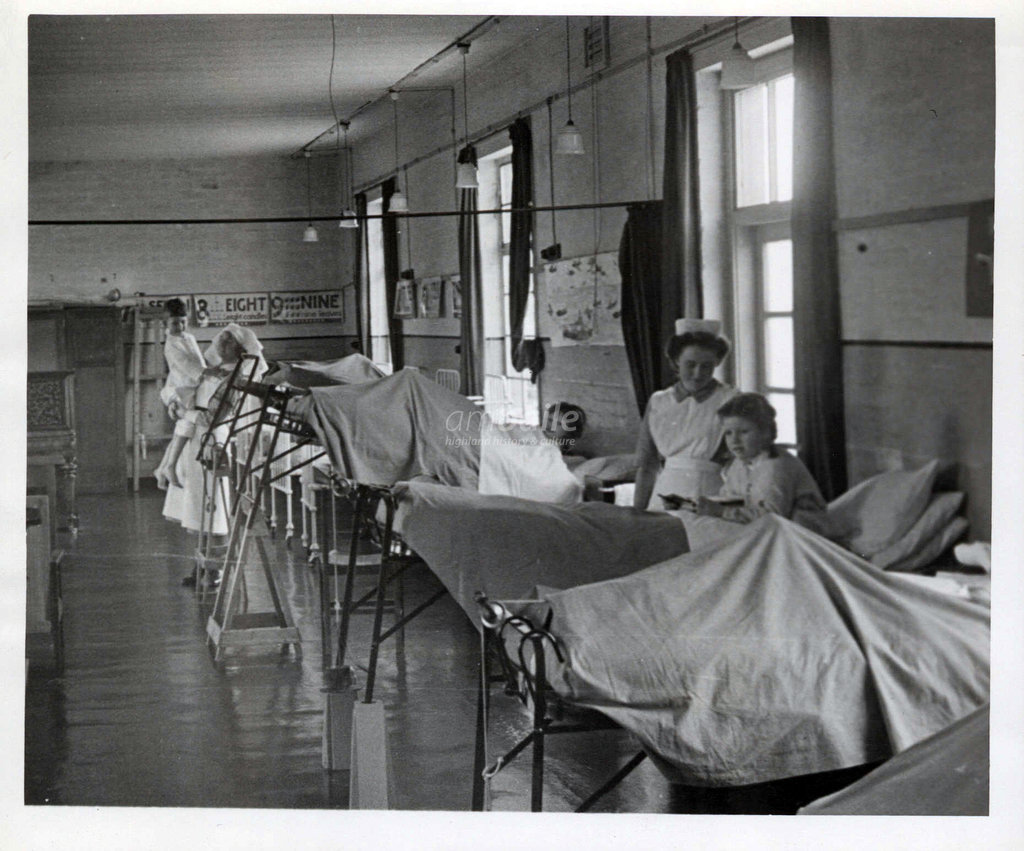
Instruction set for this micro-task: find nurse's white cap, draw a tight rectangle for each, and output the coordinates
[675,318,722,337]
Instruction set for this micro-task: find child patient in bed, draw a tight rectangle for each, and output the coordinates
[668,392,831,535]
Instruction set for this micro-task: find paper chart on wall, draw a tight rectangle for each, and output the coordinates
[538,252,623,347]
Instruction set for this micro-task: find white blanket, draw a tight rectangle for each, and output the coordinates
[536,515,989,787]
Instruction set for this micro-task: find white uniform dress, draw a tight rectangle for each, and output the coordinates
[636,380,738,509]
[160,332,207,438]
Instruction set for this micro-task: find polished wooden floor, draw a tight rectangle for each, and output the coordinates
[25,485,869,813]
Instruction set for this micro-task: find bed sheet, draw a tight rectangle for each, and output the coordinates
[289,369,482,488]
[535,514,989,787]
[392,480,691,623]
[798,703,989,815]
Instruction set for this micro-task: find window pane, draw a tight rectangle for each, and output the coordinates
[773,75,794,202]
[499,161,513,205]
[768,392,796,445]
[764,316,794,389]
[762,239,793,312]
[734,84,769,208]
[500,211,511,247]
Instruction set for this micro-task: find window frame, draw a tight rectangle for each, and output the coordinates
[725,53,797,448]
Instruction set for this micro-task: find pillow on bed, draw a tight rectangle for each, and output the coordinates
[571,453,639,483]
[478,421,583,505]
[885,516,969,574]
[827,459,940,557]
[870,492,965,569]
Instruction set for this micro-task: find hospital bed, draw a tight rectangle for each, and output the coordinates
[467,514,989,810]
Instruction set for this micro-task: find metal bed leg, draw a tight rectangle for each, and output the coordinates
[575,752,648,813]
[531,635,547,813]
[471,631,490,811]
[335,487,365,670]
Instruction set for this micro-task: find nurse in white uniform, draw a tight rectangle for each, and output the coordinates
[633,318,738,510]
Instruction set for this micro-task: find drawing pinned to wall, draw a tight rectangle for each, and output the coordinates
[394,279,416,319]
[418,277,443,319]
[445,275,462,318]
[537,253,623,347]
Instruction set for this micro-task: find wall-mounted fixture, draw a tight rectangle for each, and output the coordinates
[302,151,319,242]
[719,17,756,90]
[455,43,479,189]
[389,91,410,212]
[339,121,358,229]
[555,17,585,155]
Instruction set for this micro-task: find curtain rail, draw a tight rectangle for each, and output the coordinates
[29,199,653,227]
[350,16,749,195]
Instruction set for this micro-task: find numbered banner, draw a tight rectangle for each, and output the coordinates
[193,293,270,327]
[269,290,344,324]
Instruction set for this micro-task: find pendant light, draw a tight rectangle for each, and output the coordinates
[455,43,478,189]
[389,91,409,212]
[555,17,584,156]
[719,17,757,90]
[302,151,319,242]
[339,121,358,229]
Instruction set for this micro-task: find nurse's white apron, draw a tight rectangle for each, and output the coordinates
[651,456,723,506]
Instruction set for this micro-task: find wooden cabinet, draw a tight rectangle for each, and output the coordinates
[28,304,126,495]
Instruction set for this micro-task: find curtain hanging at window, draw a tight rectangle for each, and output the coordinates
[619,200,665,414]
[661,48,701,328]
[457,145,485,397]
[508,117,540,379]
[792,17,847,499]
[354,192,369,354]
[382,177,404,371]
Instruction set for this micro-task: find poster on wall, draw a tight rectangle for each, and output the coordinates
[394,280,416,319]
[537,253,623,347]
[193,293,270,327]
[269,290,344,324]
[418,277,442,319]
[445,275,462,318]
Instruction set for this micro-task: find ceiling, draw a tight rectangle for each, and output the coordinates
[28,14,551,163]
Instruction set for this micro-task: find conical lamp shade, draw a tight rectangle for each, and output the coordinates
[720,43,757,90]
[455,161,479,189]
[390,190,409,213]
[555,120,585,155]
[339,207,359,229]
[302,224,319,243]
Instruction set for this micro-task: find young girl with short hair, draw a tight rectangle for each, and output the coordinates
[680,393,831,535]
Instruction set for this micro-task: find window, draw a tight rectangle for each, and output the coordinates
[729,63,796,447]
[365,195,391,369]
[479,148,540,425]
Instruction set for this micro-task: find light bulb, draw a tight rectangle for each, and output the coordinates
[555,120,585,155]
[455,161,479,189]
[390,190,409,213]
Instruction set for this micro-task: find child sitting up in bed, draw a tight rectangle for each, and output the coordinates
[153,298,233,489]
[673,393,831,535]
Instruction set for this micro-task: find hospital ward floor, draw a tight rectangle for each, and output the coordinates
[25,486,872,813]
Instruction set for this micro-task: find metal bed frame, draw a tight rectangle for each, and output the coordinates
[472,594,648,812]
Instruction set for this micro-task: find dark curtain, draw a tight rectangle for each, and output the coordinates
[792,17,847,499]
[508,117,534,356]
[661,48,701,326]
[354,192,369,354]
[619,201,665,414]
[457,146,484,397]
[381,177,404,371]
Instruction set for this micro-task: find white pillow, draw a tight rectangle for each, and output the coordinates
[870,492,965,569]
[828,459,940,557]
[886,516,969,573]
[478,421,583,505]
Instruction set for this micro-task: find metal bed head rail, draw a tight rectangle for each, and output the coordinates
[473,592,647,813]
